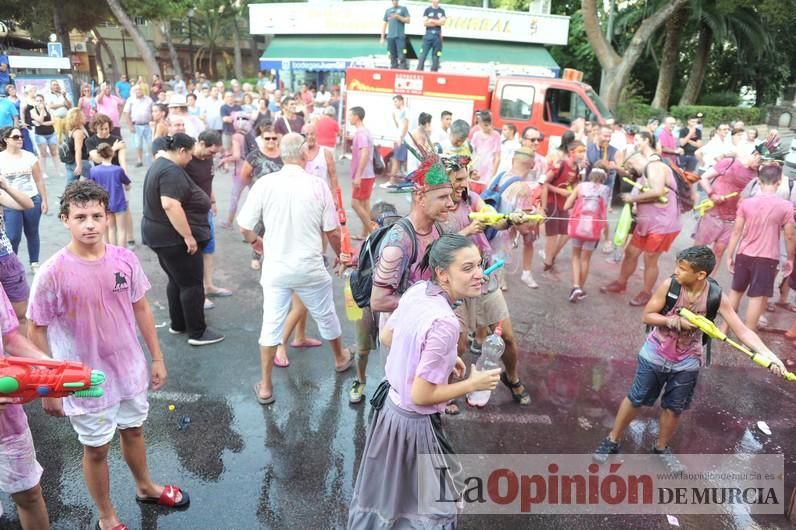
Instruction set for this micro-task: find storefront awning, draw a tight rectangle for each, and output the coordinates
[259,35,559,75]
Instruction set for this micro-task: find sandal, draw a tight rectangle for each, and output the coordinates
[500,372,531,406]
[445,399,461,415]
[136,484,190,509]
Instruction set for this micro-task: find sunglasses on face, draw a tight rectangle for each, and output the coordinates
[7,135,23,140]
[525,137,542,143]
[263,136,278,141]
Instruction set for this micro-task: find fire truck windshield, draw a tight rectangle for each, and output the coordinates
[586,89,613,122]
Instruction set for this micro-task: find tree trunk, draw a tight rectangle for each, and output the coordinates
[105,0,161,78]
[651,5,688,110]
[581,0,691,111]
[678,24,713,106]
[231,17,244,80]
[94,29,119,84]
[160,20,183,79]
[51,2,72,61]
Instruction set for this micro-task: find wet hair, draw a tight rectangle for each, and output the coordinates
[479,111,493,125]
[370,201,399,226]
[96,142,114,160]
[60,180,110,218]
[588,168,607,183]
[418,112,432,127]
[198,129,222,147]
[636,130,656,149]
[90,113,113,133]
[349,106,365,121]
[558,130,576,153]
[758,163,783,185]
[450,119,470,141]
[161,133,196,152]
[676,246,716,275]
[441,110,452,119]
[419,233,477,281]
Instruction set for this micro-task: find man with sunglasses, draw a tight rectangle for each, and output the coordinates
[517,127,548,287]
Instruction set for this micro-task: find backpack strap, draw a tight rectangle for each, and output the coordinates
[646,276,681,334]
[702,277,722,367]
[396,218,418,295]
[498,176,521,195]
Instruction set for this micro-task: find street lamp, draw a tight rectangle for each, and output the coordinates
[187,8,195,79]
[120,28,129,79]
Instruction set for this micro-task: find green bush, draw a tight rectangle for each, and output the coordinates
[669,105,761,127]
[615,102,665,125]
[698,92,740,107]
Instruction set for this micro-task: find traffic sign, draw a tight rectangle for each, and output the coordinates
[47,43,63,58]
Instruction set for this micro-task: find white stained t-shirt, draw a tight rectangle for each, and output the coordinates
[0,150,39,197]
[236,164,339,287]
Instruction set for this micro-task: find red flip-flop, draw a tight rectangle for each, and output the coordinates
[274,356,290,368]
[136,484,190,509]
[290,338,322,348]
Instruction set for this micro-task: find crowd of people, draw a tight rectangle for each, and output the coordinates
[0,66,794,529]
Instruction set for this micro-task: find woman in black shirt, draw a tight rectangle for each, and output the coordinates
[141,133,224,346]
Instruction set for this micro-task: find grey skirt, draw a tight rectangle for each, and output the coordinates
[348,381,460,530]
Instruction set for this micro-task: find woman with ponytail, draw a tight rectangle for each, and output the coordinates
[348,233,501,530]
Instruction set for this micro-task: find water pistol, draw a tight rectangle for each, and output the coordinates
[334,187,354,261]
[693,192,738,217]
[622,177,668,204]
[678,308,796,381]
[468,210,545,227]
[0,357,106,403]
[483,259,505,276]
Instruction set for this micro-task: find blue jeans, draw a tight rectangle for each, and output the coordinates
[417,34,442,71]
[133,124,152,163]
[4,194,42,264]
[65,159,89,185]
[387,36,407,69]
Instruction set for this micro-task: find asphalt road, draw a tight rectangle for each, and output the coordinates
[1,144,795,530]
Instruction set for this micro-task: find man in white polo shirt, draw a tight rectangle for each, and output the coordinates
[237,133,354,405]
[122,85,154,167]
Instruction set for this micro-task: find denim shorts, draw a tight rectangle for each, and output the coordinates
[627,355,699,414]
[35,133,57,145]
[202,211,216,254]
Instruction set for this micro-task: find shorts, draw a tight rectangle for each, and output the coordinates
[0,253,30,303]
[259,277,341,347]
[571,237,598,251]
[787,264,796,291]
[355,306,377,353]
[393,143,408,163]
[693,214,734,247]
[202,212,216,254]
[34,133,57,145]
[627,355,699,414]
[544,205,569,237]
[731,254,778,298]
[0,411,43,494]
[68,391,149,447]
[630,231,679,254]
[352,178,375,201]
[456,288,510,333]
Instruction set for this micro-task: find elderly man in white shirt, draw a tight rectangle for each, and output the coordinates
[238,133,354,405]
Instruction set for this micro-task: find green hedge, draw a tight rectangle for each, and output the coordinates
[669,106,761,127]
[615,102,664,125]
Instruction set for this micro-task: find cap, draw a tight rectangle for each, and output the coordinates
[513,147,535,158]
[168,94,188,108]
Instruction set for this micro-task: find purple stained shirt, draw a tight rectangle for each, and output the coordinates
[27,245,151,416]
[89,164,131,213]
[385,281,461,415]
[351,127,375,180]
[0,283,28,437]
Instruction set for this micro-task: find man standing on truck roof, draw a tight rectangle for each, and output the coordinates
[417,0,446,72]
[380,0,410,70]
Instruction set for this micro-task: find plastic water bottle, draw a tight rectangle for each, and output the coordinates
[466,323,505,407]
[343,270,363,322]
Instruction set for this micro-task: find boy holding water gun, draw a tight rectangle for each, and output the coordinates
[27,181,188,530]
[0,284,50,529]
[594,246,788,471]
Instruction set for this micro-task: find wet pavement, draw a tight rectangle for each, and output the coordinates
[2,144,796,529]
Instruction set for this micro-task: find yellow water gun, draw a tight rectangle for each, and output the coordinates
[622,177,668,204]
[693,192,738,217]
[469,210,545,226]
[679,308,796,381]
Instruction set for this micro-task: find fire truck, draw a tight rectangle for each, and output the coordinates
[343,66,613,157]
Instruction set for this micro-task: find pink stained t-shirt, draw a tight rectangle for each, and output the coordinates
[95,94,123,127]
[27,245,151,416]
[736,193,794,260]
[471,129,502,184]
[385,281,461,415]
[658,128,678,164]
[350,127,375,180]
[0,284,29,437]
[710,157,757,220]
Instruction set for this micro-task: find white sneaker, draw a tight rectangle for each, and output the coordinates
[521,271,538,289]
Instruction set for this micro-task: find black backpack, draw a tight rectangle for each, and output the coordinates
[646,275,722,366]
[350,218,418,309]
[58,133,75,164]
